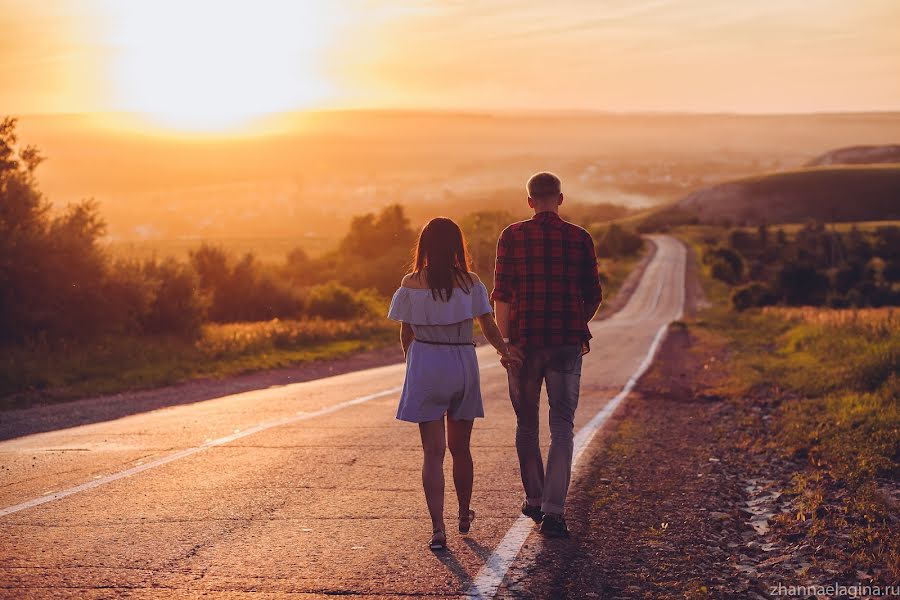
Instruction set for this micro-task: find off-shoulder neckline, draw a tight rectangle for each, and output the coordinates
[398,280,486,292]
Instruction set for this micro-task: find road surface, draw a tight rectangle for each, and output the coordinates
[0,235,686,599]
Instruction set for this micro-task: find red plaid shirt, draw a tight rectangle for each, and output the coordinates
[491,211,602,350]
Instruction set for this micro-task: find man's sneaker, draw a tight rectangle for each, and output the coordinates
[539,513,569,538]
[521,501,544,523]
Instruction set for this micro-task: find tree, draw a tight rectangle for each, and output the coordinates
[774,264,830,306]
[335,204,416,294]
[596,224,643,258]
[703,247,745,285]
[0,118,114,340]
[459,210,513,282]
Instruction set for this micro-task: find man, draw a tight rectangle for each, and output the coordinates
[491,172,603,538]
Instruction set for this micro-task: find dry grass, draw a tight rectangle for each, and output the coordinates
[2,318,395,406]
[763,306,896,329]
[693,299,899,580]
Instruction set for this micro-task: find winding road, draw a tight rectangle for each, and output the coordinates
[0,235,686,599]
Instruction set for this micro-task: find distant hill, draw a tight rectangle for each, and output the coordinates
[671,165,900,226]
[807,144,900,166]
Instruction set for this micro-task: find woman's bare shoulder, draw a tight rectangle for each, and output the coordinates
[401,272,428,289]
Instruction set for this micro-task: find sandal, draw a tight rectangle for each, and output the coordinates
[459,509,475,534]
[429,528,447,551]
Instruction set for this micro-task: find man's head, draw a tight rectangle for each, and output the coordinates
[526,171,563,212]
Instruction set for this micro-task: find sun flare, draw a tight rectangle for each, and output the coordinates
[101,0,338,132]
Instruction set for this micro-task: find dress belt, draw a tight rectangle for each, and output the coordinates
[415,338,476,347]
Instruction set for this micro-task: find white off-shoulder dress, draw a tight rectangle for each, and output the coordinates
[387,281,493,423]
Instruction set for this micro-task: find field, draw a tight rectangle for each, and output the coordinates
[1,318,395,409]
[678,224,900,580]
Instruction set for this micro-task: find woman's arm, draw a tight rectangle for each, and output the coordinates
[477,313,520,368]
[400,322,415,356]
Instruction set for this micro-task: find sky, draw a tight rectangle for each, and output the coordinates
[2,0,900,130]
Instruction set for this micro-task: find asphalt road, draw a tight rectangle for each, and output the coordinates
[0,234,686,599]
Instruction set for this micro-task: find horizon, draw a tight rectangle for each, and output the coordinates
[3,1,900,134]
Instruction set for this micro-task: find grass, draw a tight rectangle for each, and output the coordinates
[733,220,900,234]
[597,242,652,309]
[1,318,395,409]
[680,222,900,578]
[1,242,658,409]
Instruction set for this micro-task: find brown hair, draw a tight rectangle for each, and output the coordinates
[413,217,474,300]
[526,171,562,200]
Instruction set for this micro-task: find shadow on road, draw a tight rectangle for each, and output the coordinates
[435,547,475,589]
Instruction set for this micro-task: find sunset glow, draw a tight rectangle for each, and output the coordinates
[1,0,899,133]
[101,0,338,131]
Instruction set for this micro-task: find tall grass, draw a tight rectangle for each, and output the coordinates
[695,302,899,577]
[2,318,395,406]
[763,308,899,397]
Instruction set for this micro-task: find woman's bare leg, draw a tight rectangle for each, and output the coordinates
[418,419,447,532]
[447,418,474,518]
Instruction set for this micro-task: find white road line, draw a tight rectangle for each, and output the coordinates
[0,355,505,518]
[0,386,399,518]
[465,239,685,600]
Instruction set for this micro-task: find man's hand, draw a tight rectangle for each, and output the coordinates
[500,343,524,371]
[507,344,525,363]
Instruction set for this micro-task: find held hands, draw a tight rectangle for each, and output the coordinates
[499,343,524,371]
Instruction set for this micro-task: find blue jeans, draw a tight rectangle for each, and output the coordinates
[507,344,583,515]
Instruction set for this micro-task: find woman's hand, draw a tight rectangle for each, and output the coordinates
[499,344,523,370]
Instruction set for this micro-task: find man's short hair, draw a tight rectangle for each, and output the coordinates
[526,172,562,201]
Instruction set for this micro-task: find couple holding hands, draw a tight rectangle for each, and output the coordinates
[387,172,602,550]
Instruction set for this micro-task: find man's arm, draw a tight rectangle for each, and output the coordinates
[494,300,511,338]
[491,228,516,333]
[582,233,603,322]
[491,229,524,361]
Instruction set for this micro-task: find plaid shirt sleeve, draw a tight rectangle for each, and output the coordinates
[581,232,603,307]
[491,227,516,303]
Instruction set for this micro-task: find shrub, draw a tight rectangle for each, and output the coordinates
[775,264,830,306]
[704,247,745,285]
[731,281,775,311]
[306,281,380,320]
[596,224,644,258]
[140,259,206,336]
[190,245,303,322]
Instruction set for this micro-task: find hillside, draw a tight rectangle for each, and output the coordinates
[673,165,900,225]
[806,144,900,166]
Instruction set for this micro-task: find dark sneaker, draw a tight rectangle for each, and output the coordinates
[521,501,544,523]
[539,513,569,538]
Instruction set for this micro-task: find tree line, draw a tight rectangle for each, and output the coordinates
[3,117,640,347]
[700,222,900,310]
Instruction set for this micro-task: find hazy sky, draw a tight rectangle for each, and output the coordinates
[2,0,899,127]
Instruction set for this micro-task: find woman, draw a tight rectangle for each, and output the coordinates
[388,217,517,551]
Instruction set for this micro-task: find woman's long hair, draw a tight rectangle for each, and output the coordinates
[413,217,474,300]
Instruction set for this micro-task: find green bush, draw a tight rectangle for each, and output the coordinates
[306,281,380,320]
[775,264,830,306]
[731,281,775,311]
[704,247,745,285]
[190,244,303,322]
[596,224,644,258]
[140,259,206,336]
